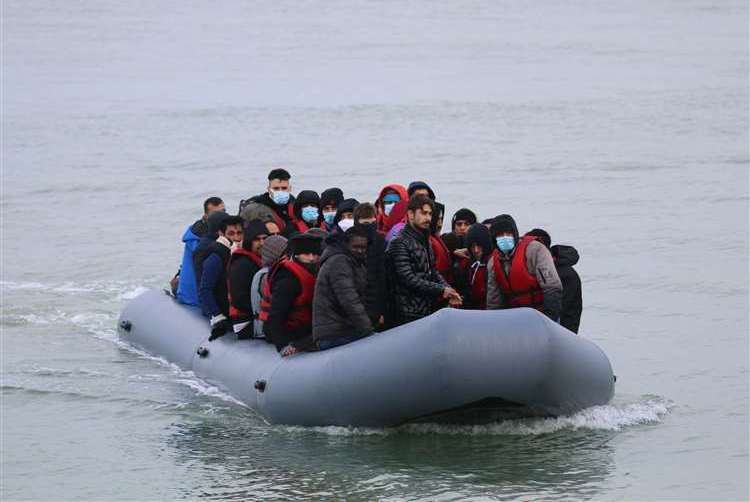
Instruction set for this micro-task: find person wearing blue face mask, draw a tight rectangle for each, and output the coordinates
[239,168,296,237]
[320,187,344,232]
[291,190,325,233]
[486,214,563,322]
[375,184,408,232]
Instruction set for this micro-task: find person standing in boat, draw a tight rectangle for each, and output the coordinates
[353,203,387,328]
[250,234,288,340]
[291,190,324,233]
[525,228,583,333]
[320,187,344,232]
[172,196,225,305]
[453,223,492,310]
[262,233,323,356]
[486,215,562,321]
[238,168,297,237]
[194,214,245,340]
[385,195,463,327]
[313,226,373,349]
[227,220,268,339]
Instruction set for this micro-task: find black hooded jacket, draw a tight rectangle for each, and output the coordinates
[312,235,372,342]
[227,220,267,326]
[552,244,582,333]
[293,190,322,228]
[385,223,447,326]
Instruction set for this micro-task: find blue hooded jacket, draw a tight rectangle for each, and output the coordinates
[176,224,202,306]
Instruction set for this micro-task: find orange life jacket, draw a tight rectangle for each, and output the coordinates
[490,236,544,310]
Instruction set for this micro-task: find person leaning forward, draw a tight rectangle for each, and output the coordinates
[385,195,462,327]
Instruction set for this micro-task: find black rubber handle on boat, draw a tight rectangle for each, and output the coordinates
[197,346,209,358]
[254,380,266,392]
[119,320,132,332]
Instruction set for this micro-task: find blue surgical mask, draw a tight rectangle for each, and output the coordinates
[323,211,336,224]
[271,190,290,206]
[496,236,515,253]
[384,202,395,216]
[301,206,319,223]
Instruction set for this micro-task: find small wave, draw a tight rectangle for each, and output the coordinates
[283,397,672,437]
[116,286,149,300]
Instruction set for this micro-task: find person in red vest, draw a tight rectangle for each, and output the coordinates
[238,168,297,237]
[429,202,454,286]
[227,219,268,339]
[262,233,323,356]
[486,215,562,321]
[291,190,325,233]
[452,223,492,310]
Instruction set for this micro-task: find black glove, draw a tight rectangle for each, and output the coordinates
[209,314,229,341]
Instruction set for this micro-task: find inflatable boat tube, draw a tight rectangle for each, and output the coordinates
[118,290,615,426]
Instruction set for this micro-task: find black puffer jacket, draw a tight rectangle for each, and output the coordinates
[552,244,582,334]
[362,227,387,323]
[385,223,447,326]
[312,236,372,342]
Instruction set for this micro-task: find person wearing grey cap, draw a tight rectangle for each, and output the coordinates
[262,233,323,356]
[250,234,288,339]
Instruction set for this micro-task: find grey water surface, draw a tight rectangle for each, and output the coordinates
[1,1,748,500]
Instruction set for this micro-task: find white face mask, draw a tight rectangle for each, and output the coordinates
[338,218,355,232]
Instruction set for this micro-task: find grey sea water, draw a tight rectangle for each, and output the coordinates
[2,0,748,500]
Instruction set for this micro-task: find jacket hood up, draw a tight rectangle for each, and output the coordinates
[293,190,321,221]
[551,244,580,267]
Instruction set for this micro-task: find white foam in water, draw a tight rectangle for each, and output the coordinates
[116,286,149,301]
[282,397,672,436]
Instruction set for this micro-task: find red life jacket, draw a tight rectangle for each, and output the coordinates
[430,234,453,285]
[227,248,263,320]
[490,236,544,310]
[270,202,296,233]
[258,258,316,331]
[457,257,488,310]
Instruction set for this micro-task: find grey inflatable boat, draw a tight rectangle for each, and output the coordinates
[118,289,615,426]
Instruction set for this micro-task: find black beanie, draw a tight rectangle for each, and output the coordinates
[452,208,477,229]
[242,219,268,250]
[293,190,321,219]
[333,198,360,224]
[407,181,436,200]
[320,187,344,207]
[465,223,492,256]
[490,214,519,242]
[289,233,322,255]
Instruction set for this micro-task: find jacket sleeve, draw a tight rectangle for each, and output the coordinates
[328,256,373,336]
[389,239,445,298]
[198,253,222,317]
[526,241,563,321]
[263,270,303,350]
[560,269,583,333]
[229,260,255,314]
[486,258,504,310]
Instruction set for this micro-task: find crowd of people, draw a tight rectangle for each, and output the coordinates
[170,168,583,357]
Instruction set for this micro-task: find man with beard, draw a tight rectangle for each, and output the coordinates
[385,195,462,327]
[313,226,373,349]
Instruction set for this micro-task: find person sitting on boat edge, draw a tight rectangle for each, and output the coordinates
[320,187,344,232]
[453,223,492,310]
[526,228,582,333]
[292,190,325,233]
[353,203,387,329]
[262,232,323,356]
[313,226,373,350]
[486,215,562,321]
[172,196,225,304]
[238,168,297,237]
[385,195,463,328]
[227,219,268,339]
[251,234,288,340]
[194,213,245,340]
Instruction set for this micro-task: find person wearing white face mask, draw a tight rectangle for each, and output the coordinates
[332,198,359,233]
[486,214,563,322]
[239,168,297,236]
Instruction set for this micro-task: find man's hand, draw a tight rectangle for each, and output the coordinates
[442,287,463,304]
[209,314,229,341]
[453,248,470,260]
